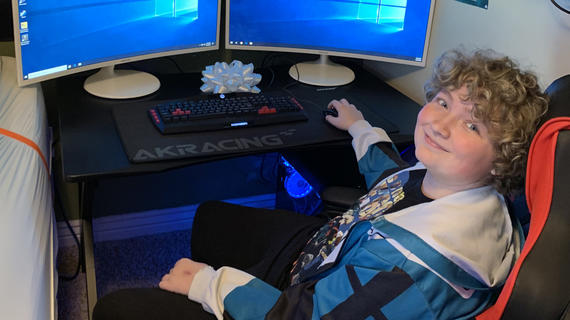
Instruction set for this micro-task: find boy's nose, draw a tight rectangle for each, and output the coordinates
[431,114,454,138]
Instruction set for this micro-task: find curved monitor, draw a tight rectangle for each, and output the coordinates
[11,0,221,99]
[226,0,435,86]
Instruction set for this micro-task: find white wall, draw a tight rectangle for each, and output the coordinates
[366,0,570,104]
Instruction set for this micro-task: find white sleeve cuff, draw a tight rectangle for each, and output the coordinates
[348,119,374,138]
[348,120,392,160]
[187,265,222,318]
[188,265,216,302]
[186,265,257,320]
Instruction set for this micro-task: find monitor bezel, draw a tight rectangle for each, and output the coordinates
[11,0,222,87]
[225,0,436,68]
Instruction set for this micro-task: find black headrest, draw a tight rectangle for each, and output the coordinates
[542,74,570,124]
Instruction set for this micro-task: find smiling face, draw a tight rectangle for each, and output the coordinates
[414,86,496,193]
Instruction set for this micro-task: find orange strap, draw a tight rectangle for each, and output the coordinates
[0,127,49,173]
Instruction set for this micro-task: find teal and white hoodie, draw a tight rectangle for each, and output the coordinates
[187,120,523,319]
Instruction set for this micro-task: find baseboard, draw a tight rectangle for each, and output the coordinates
[57,194,276,247]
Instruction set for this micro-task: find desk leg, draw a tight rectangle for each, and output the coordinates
[79,182,97,320]
[83,218,97,319]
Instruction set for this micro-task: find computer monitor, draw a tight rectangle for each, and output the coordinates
[226,0,435,86]
[11,0,220,99]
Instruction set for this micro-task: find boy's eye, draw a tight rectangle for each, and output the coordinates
[437,98,447,108]
[466,122,478,132]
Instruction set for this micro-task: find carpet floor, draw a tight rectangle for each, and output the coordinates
[57,229,192,320]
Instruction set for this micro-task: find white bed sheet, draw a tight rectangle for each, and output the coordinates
[0,56,56,320]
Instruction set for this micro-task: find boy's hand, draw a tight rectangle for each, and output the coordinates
[159,258,208,296]
[325,98,365,131]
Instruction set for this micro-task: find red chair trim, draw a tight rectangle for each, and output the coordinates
[477,117,570,319]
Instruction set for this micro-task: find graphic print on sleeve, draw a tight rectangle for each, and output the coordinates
[290,171,410,285]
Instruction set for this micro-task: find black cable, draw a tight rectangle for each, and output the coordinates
[261,53,310,88]
[261,53,289,88]
[257,153,280,184]
[163,56,185,73]
[276,55,313,90]
[258,154,270,184]
[259,53,333,109]
[280,81,323,110]
[266,66,277,89]
[282,79,301,91]
[54,182,82,281]
[260,52,275,70]
[290,61,301,84]
[552,0,570,14]
[261,52,290,70]
[271,55,302,87]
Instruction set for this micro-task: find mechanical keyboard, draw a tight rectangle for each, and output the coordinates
[148,93,309,134]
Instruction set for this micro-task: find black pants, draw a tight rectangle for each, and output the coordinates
[93,201,327,319]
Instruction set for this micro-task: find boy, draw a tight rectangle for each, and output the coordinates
[94,49,548,319]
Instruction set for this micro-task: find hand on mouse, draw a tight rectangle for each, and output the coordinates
[325,98,365,131]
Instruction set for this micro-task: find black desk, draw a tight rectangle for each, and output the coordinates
[43,63,421,318]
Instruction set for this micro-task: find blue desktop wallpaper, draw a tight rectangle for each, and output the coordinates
[229,0,431,61]
[19,0,218,77]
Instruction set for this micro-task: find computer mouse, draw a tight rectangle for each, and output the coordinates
[322,108,338,118]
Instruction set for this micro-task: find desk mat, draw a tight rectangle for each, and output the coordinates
[113,96,355,163]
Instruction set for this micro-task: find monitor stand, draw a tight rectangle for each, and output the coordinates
[289,54,355,87]
[83,65,161,99]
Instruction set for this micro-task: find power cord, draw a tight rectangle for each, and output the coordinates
[163,56,185,73]
[258,153,279,184]
[54,182,82,281]
[261,53,290,88]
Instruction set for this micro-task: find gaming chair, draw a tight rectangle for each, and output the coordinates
[476,75,570,319]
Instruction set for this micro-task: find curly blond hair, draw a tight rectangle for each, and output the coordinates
[424,49,548,195]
